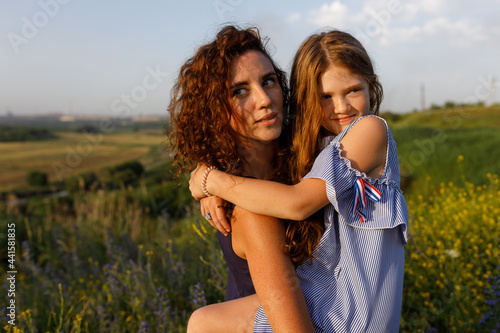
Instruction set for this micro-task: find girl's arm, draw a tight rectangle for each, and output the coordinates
[190,116,387,223]
[205,172,328,221]
[338,116,387,179]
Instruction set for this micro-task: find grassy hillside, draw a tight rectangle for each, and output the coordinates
[383,105,500,198]
[384,104,500,129]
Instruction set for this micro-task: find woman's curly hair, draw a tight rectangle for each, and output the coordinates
[167,25,288,176]
[167,25,327,265]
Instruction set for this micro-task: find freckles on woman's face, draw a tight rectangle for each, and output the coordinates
[228,50,284,143]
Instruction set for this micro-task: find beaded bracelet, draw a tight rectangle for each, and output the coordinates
[201,166,217,197]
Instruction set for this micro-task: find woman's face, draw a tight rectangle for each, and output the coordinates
[318,65,370,135]
[228,50,283,144]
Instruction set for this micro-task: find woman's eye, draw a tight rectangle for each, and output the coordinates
[263,78,276,87]
[321,94,331,100]
[232,88,245,96]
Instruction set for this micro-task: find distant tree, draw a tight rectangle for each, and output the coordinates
[444,101,456,108]
[108,161,144,187]
[0,126,57,142]
[380,112,402,123]
[111,161,144,176]
[26,171,48,187]
[112,169,138,187]
[65,172,99,193]
[75,124,100,133]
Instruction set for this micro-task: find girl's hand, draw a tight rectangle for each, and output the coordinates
[189,164,208,200]
[200,196,231,236]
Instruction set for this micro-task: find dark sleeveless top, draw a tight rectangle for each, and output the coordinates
[217,204,256,301]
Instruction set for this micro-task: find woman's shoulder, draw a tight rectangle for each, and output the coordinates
[231,205,286,260]
[231,206,283,230]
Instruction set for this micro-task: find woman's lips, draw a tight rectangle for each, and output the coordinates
[256,113,278,126]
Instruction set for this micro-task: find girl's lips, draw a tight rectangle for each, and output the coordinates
[334,114,356,123]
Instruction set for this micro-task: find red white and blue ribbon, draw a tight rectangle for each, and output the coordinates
[352,178,382,222]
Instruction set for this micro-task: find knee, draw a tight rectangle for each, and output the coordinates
[186,307,208,333]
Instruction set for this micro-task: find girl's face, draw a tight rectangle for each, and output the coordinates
[318,65,370,136]
[228,50,283,144]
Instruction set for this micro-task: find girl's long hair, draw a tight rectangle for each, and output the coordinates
[285,30,384,264]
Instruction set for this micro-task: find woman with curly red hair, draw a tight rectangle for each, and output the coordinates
[168,25,315,332]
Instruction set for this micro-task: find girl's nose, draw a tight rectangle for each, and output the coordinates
[334,96,349,113]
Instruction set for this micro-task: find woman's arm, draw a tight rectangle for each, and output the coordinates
[186,208,315,333]
[234,206,315,332]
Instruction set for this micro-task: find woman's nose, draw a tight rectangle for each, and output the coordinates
[255,87,272,109]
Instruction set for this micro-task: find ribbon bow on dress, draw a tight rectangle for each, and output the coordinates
[352,178,382,222]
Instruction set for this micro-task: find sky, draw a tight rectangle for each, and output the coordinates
[1,0,499,117]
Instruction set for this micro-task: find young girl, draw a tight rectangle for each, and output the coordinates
[191,30,409,332]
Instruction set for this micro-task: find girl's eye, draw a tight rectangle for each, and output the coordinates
[348,85,366,94]
[321,94,331,100]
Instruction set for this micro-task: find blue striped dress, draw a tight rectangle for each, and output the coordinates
[254,115,408,332]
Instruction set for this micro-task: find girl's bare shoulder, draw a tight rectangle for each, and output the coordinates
[342,116,387,148]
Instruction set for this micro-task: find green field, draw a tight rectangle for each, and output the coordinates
[0,130,168,192]
[1,105,499,332]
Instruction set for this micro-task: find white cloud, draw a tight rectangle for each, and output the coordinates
[423,17,488,47]
[419,0,450,15]
[287,12,301,23]
[373,17,491,48]
[379,25,421,45]
[397,0,450,22]
[308,0,350,28]
[304,0,498,49]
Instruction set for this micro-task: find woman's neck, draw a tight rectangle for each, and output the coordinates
[240,139,278,180]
